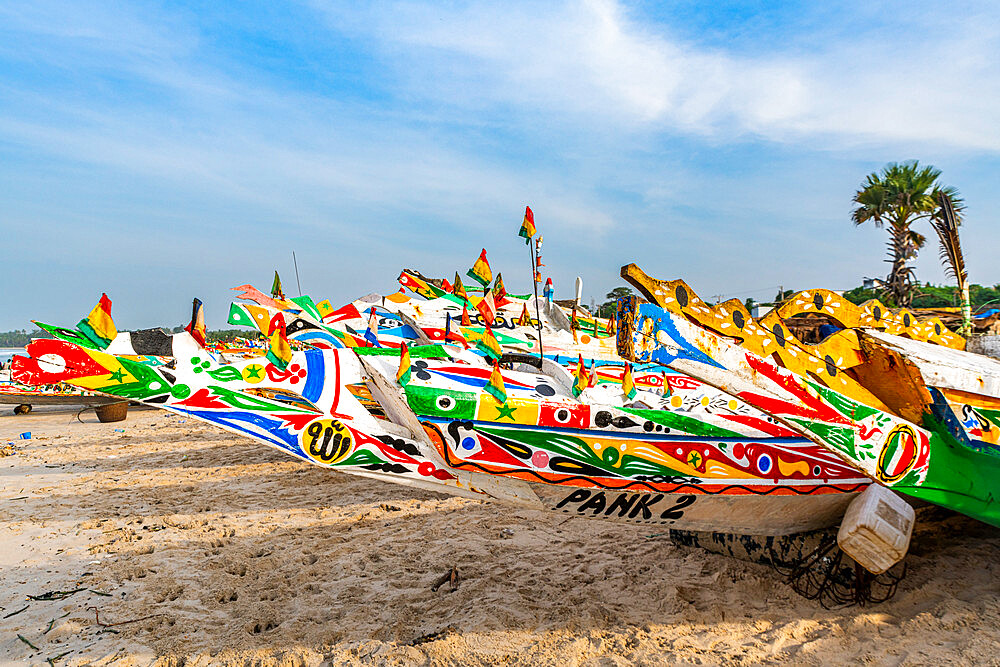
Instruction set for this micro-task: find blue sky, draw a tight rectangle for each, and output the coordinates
[2,0,999,331]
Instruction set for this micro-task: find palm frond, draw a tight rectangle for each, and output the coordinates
[931,191,967,284]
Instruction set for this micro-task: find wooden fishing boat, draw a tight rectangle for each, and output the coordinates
[615,265,1000,528]
[13,330,869,535]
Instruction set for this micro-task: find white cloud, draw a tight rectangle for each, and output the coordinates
[317,0,1000,151]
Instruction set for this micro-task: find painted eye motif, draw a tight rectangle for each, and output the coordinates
[757,454,773,475]
[436,395,455,411]
[554,408,572,424]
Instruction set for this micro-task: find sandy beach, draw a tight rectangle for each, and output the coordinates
[1,406,999,666]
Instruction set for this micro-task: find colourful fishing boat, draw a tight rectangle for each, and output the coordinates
[615,265,1000,529]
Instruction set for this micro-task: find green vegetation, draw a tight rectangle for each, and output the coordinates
[851,161,964,308]
[0,329,53,347]
[841,284,1000,310]
[596,287,635,318]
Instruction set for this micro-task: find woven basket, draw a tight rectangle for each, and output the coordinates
[95,401,129,423]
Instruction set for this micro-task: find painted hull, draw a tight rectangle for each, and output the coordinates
[619,297,1000,527]
[14,339,865,535]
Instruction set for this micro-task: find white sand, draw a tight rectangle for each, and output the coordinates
[1,405,999,666]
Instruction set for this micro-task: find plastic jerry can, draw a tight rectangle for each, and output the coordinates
[837,483,915,574]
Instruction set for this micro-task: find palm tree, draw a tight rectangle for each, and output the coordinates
[852,161,964,307]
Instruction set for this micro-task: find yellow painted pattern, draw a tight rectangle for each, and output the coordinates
[621,264,966,411]
[475,394,540,424]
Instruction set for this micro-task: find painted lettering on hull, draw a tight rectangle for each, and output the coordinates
[553,489,696,524]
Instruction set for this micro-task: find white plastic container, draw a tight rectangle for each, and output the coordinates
[837,484,915,574]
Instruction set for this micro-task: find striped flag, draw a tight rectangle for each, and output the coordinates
[572,355,589,397]
[476,324,502,360]
[518,205,536,243]
[493,273,508,306]
[77,293,117,349]
[364,308,382,347]
[622,363,637,400]
[461,302,472,326]
[543,278,554,300]
[266,313,292,370]
[452,272,468,300]
[186,298,207,347]
[476,289,497,326]
[517,303,531,326]
[485,359,507,404]
[467,248,492,288]
[271,271,284,299]
[397,343,412,386]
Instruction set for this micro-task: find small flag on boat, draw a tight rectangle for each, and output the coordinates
[519,205,536,243]
[461,302,472,326]
[452,272,468,300]
[271,271,284,300]
[485,359,507,404]
[517,303,531,326]
[572,355,589,397]
[397,342,412,387]
[315,299,334,318]
[493,273,508,307]
[477,289,497,326]
[476,324,502,360]
[589,363,600,387]
[622,363,637,400]
[662,371,670,396]
[78,293,117,349]
[441,278,453,293]
[364,308,382,347]
[186,298,207,347]
[266,313,292,370]
[571,308,579,343]
[467,248,492,288]
[543,277,554,300]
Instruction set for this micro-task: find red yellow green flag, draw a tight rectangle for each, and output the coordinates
[622,363,637,400]
[452,272,468,300]
[492,273,508,306]
[271,271,284,300]
[476,324,502,360]
[572,354,589,397]
[476,289,497,326]
[461,302,471,326]
[77,293,117,348]
[185,297,207,348]
[485,359,507,404]
[518,205,536,244]
[467,249,492,288]
[265,313,293,370]
[517,303,531,326]
[397,342,412,386]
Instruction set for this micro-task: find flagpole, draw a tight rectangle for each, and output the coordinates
[528,240,544,361]
[292,251,303,297]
